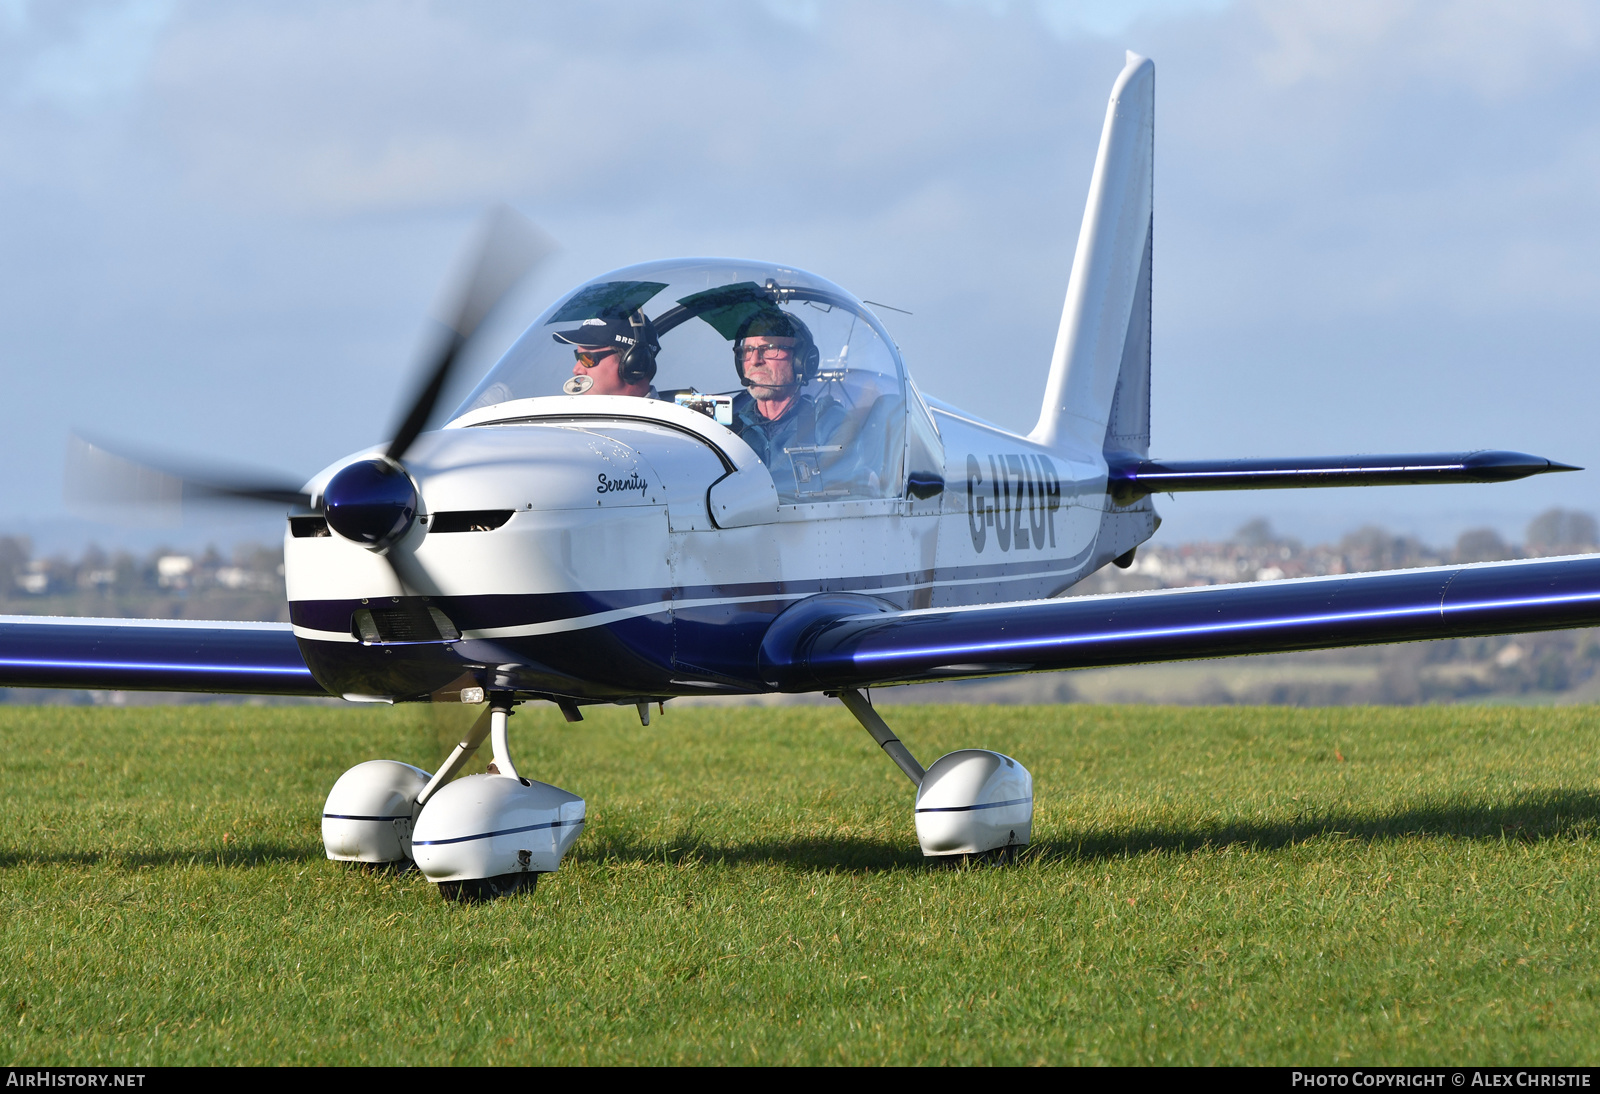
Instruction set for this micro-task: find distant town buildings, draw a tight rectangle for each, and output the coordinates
[1073,507,1599,597]
[0,537,286,618]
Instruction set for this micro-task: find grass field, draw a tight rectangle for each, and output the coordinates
[3,700,1599,1065]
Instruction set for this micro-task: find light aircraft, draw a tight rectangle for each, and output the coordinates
[8,52,1600,901]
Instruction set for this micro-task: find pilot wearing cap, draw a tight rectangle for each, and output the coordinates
[552,309,659,398]
[730,310,848,497]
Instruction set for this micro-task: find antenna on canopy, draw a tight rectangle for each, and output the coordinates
[862,300,913,316]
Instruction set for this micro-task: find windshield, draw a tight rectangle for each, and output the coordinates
[455,258,908,503]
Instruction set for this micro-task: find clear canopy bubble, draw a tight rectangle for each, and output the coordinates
[455,258,914,504]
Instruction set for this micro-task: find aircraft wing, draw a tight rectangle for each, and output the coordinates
[0,615,328,696]
[758,555,1600,692]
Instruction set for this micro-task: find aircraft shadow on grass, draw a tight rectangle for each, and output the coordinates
[584,789,1600,872]
[1035,788,1600,864]
[4,790,1597,873]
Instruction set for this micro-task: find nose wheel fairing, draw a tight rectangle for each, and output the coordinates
[411,773,586,883]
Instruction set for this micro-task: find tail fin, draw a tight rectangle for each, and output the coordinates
[1030,51,1154,460]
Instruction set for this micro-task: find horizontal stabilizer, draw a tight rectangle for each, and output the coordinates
[1106,451,1577,503]
[0,616,327,695]
[759,555,1600,691]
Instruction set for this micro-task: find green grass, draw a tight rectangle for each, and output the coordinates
[2,700,1599,1065]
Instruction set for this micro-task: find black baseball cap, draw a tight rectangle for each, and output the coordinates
[551,315,641,351]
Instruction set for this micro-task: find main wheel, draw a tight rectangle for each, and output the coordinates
[436,872,539,903]
[930,837,1024,869]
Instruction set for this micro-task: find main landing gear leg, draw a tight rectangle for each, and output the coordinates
[834,687,1035,861]
[836,688,924,785]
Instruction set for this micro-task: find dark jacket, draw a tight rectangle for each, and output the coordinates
[731,391,851,502]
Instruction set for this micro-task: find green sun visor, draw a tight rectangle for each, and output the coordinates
[547,281,668,323]
[673,283,784,341]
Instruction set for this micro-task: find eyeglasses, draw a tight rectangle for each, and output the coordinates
[737,344,795,362]
[573,349,618,369]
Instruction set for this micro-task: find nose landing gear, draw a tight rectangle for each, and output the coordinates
[321,693,587,901]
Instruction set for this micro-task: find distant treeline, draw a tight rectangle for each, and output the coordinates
[1232,507,1598,568]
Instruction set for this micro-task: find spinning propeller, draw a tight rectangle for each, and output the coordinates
[69,207,555,556]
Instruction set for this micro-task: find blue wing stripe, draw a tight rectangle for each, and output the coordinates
[0,616,327,695]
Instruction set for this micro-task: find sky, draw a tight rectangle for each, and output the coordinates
[1,0,1597,553]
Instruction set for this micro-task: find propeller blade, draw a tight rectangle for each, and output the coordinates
[385,206,555,463]
[65,434,313,520]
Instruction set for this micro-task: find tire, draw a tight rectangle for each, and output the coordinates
[436,872,540,903]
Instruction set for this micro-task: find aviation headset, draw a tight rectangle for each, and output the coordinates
[616,308,659,386]
[733,309,820,388]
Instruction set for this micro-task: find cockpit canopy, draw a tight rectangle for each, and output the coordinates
[455,258,927,504]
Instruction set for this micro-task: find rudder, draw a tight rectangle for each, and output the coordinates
[1103,225,1151,461]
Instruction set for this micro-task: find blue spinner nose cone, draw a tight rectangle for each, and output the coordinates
[323,458,418,550]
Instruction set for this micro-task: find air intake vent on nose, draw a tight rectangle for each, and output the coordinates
[427,510,514,533]
[289,516,330,538]
[351,605,461,644]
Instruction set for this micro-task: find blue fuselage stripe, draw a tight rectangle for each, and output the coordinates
[286,553,1088,635]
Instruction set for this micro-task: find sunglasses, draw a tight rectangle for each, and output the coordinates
[573,349,619,369]
[737,344,795,362]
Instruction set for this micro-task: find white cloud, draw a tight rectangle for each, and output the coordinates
[8,0,175,113]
